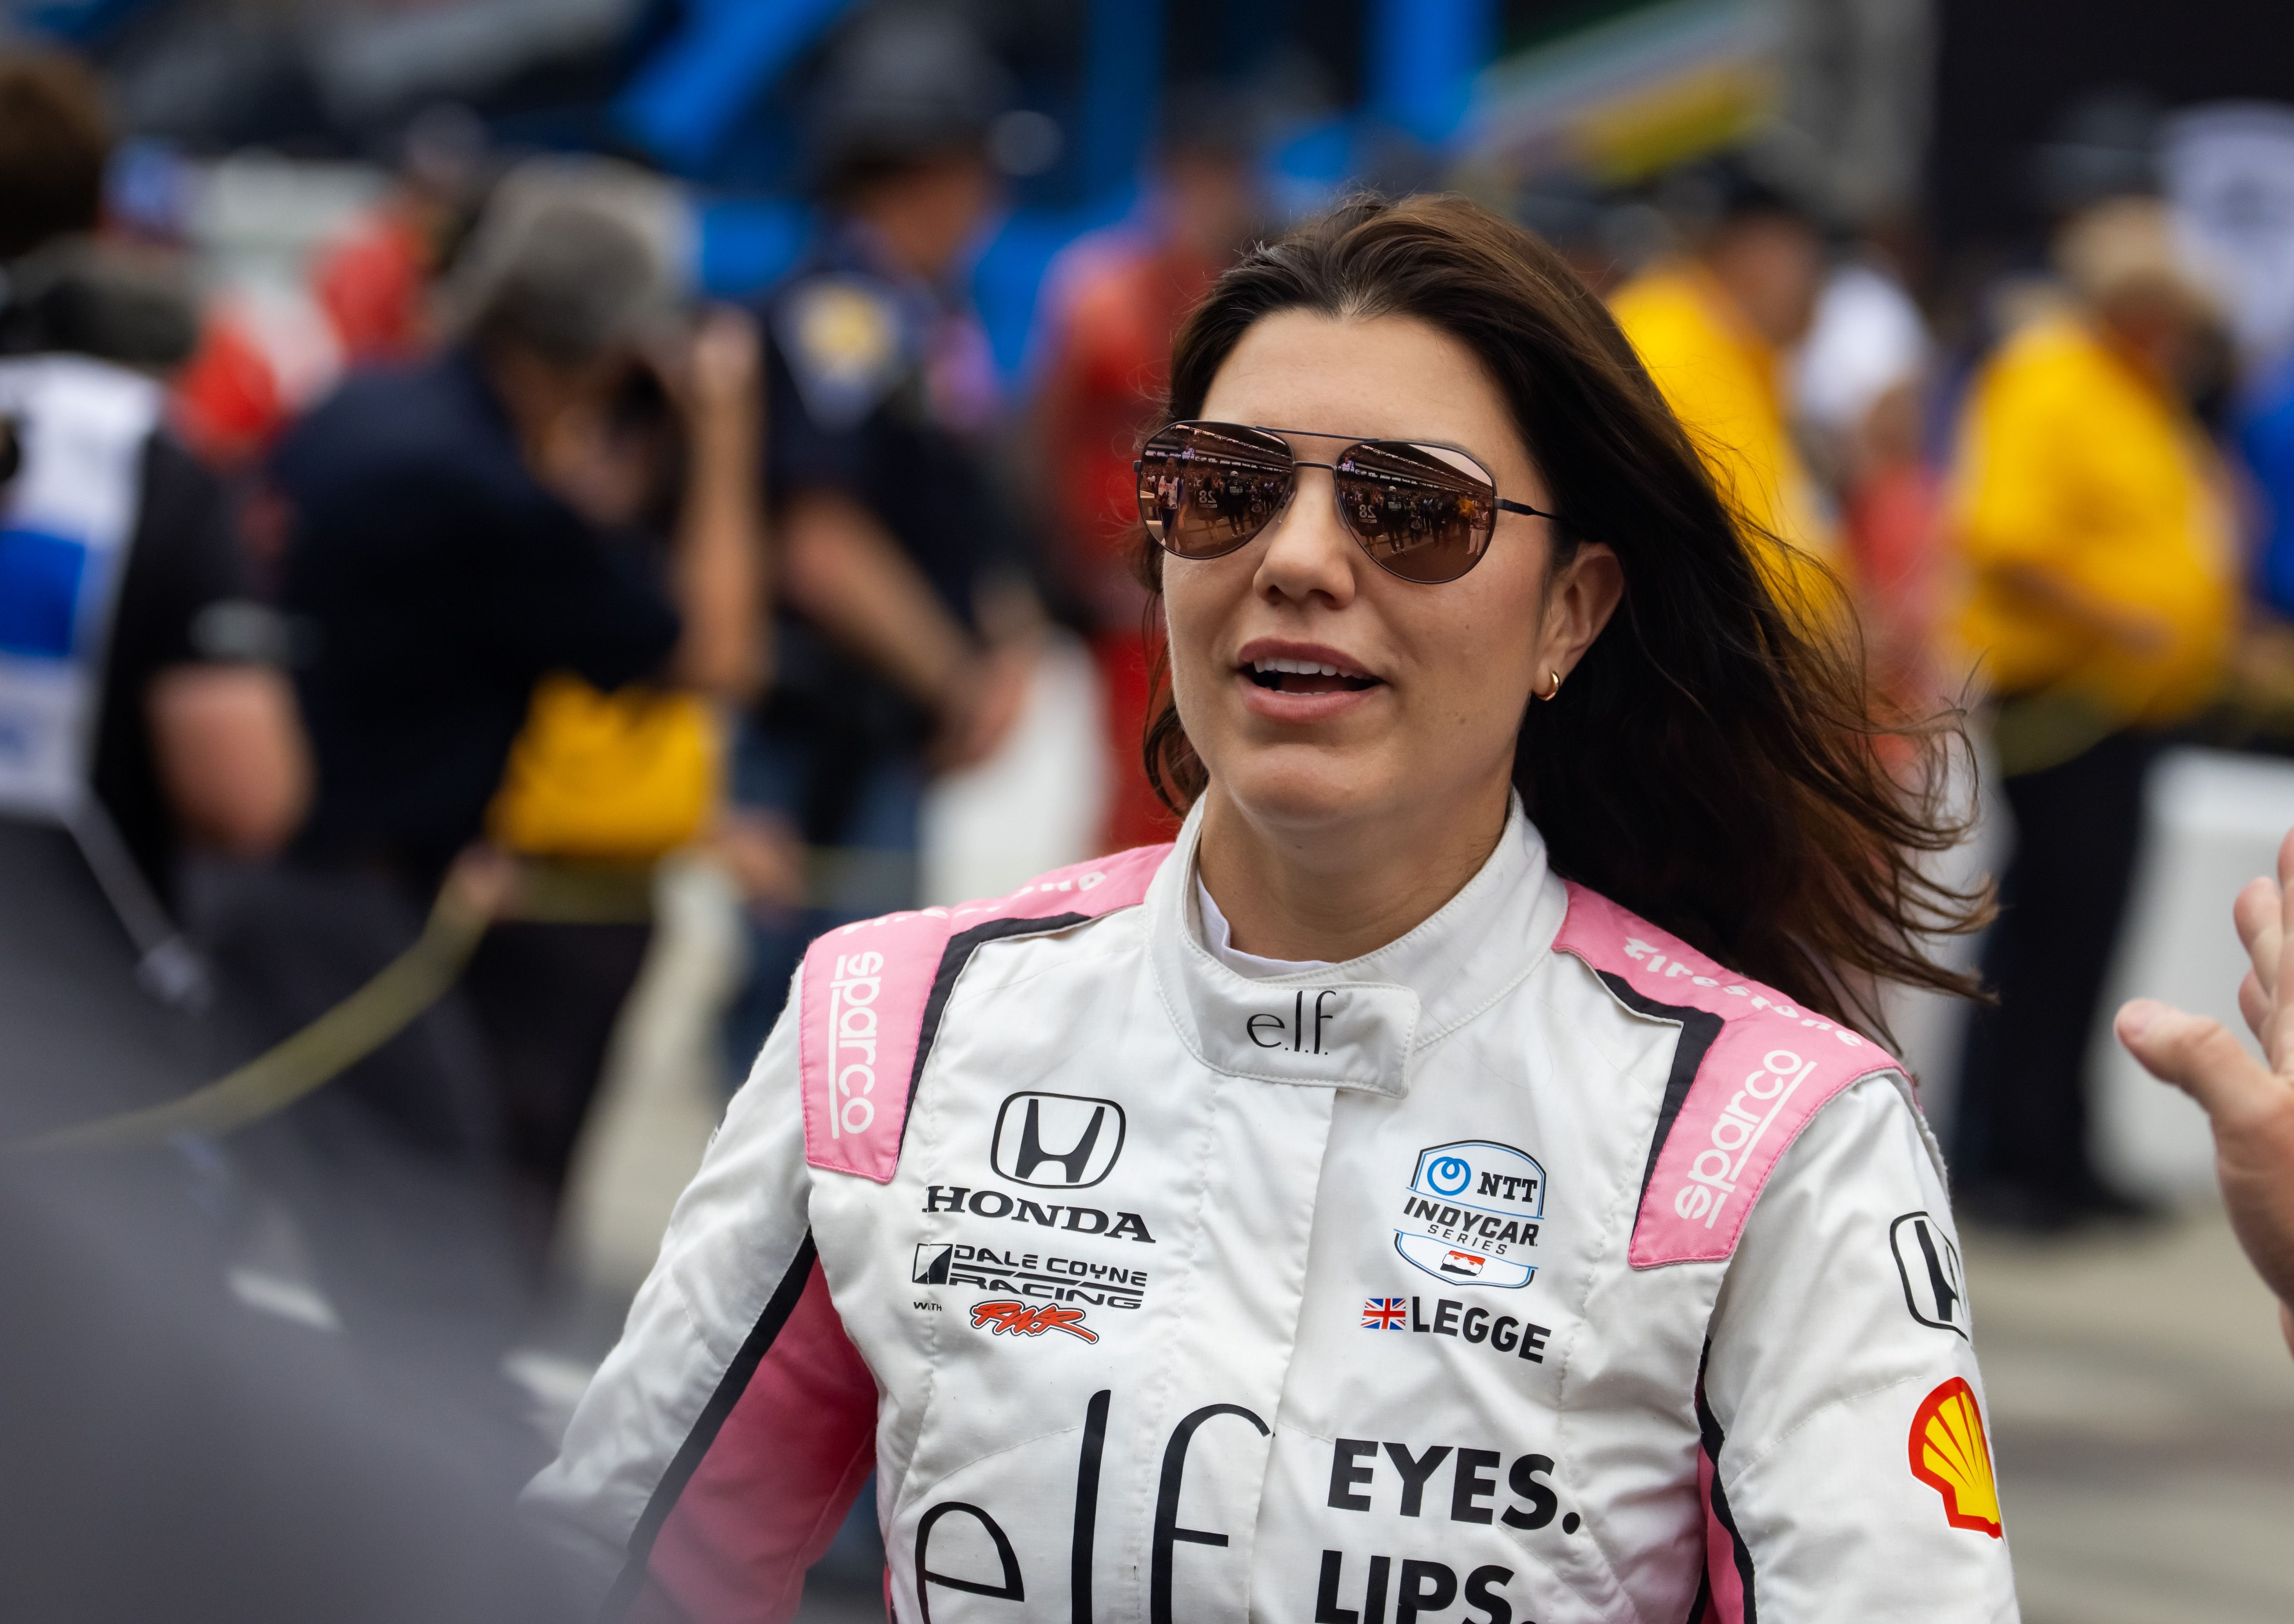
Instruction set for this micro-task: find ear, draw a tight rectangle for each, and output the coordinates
[1541,541,1624,678]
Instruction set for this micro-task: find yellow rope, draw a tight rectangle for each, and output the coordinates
[7,841,919,1156]
[12,878,496,1155]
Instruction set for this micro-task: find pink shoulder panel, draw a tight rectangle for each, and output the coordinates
[799,844,1171,1183]
[1551,882,1902,1269]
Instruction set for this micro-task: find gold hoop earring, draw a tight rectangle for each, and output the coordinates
[1540,669,1563,701]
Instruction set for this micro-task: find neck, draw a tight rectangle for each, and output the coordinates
[1194,776,1512,963]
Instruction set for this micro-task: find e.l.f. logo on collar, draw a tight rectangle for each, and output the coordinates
[1248,989,1342,1054]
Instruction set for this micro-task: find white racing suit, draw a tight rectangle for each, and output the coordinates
[528,801,2018,1623]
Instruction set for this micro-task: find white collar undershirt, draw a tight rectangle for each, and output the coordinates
[1193,875,1338,979]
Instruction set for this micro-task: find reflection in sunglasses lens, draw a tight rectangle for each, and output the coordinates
[1335,442,1494,583]
[1137,425,1295,558]
[1138,426,1498,582]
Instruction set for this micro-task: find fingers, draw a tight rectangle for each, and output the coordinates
[2280,830,2294,1014]
[2235,876,2283,988]
[2241,969,2272,1043]
[2117,999,2284,1127]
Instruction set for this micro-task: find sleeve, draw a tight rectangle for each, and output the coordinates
[1695,1075,2019,1623]
[110,432,266,673]
[522,970,881,1624]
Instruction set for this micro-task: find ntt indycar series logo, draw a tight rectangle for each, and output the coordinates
[822,950,887,1140]
[1393,1140,1544,1288]
[1672,1047,1818,1229]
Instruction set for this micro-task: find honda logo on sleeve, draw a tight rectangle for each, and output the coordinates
[990,1092,1126,1188]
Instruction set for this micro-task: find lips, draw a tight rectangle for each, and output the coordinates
[1236,640,1381,696]
[1233,639,1385,723]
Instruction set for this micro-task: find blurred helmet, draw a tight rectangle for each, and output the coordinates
[2032,88,2161,217]
[1654,152,1830,245]
[446,156,688,365]
[809,3,1011,199]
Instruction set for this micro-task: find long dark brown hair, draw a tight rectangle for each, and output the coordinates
[1137,193,1987,1047]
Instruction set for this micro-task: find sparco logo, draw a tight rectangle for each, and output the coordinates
[823,950,885,1139]
[990,1092,1125,1188]
[1672,1047,1816,1229]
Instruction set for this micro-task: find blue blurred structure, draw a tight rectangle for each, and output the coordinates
[2240,357,2294,619]
[31,0,1502,390]
[1369,0,1496,147]
[14,0,155,42]
[615,0,860,174]
[671,0,1164,381]
[1078,0,1163,200]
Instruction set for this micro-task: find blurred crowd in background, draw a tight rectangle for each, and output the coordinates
[5,0,2294,1618]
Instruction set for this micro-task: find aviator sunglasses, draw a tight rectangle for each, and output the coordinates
[1135,420,1562,585]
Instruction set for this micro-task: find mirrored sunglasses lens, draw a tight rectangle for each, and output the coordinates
[1333,441,1497,582]
[1137,424,1295,558]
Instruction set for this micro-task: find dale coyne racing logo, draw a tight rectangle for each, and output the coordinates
[1393,1140,1544,1288]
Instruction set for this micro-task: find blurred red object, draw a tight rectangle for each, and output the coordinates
[172,207,432,468]
[313,209,429,364]
[171,312,286,468]
[1033,233,1225,851]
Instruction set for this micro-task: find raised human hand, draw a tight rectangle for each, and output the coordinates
[2116,826,2294,1353]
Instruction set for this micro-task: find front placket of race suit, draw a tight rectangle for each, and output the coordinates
[859,821,1419,1624]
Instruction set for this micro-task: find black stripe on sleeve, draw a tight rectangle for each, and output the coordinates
[1595,971,1726,1210]
[897,913,1092,1152]
[1693,1344,1758,1624]
[1684,1567,1713,1624]
[602,1230,821,1620]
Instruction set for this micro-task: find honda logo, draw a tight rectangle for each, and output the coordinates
[1889,1211,1968,1338]
[990,1092,1126,1188]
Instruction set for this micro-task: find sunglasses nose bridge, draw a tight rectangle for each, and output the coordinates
[1254,458,1367,580]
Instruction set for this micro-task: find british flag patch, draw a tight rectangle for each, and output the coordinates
[1361,1296,1408,1330]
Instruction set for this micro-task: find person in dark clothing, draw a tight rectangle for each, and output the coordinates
[238,164,764,1286]
[92,439,305,896]
[723,6,1031,1068]
[276,345,683,885]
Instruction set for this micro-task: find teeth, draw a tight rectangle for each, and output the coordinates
[1252,658,1351,677]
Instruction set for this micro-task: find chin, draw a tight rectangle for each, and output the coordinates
[1216,747,1403,833]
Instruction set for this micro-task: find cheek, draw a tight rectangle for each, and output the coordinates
[1159,563,1231,707]
[1412,573,1545,728]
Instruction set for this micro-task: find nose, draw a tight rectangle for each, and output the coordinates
[1252,462,1360,609]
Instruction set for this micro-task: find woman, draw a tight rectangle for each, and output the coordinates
[529,197,2014,1622]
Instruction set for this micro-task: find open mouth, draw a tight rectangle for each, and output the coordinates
[1242,657,1380,695]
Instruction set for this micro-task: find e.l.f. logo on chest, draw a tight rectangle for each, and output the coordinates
[1248,989,1342,1053]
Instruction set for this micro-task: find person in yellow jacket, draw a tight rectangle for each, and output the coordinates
[1948,196,2239,1229]
[1611,169,1838,614]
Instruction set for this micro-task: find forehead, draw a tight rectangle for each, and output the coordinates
[1197,309,1523,468]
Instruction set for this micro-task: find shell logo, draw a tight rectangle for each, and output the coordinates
[1908,1377,2003,1537]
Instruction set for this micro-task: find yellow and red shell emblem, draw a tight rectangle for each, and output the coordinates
[1908,1376,2003,1537]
